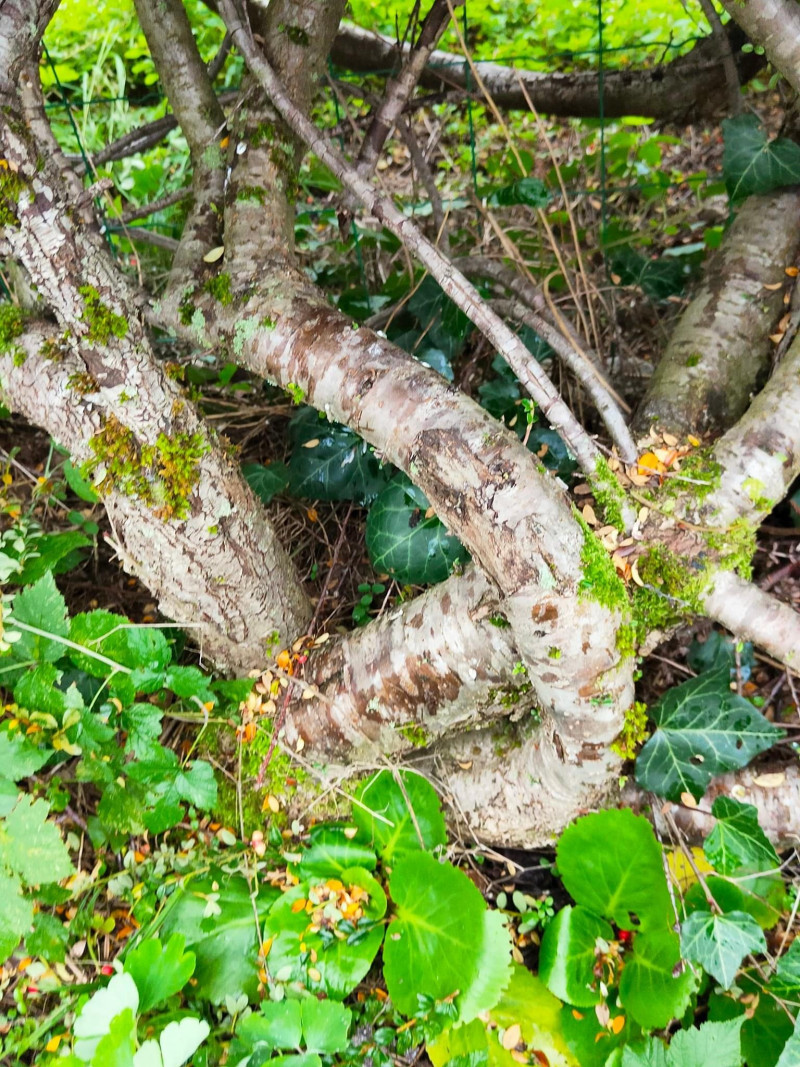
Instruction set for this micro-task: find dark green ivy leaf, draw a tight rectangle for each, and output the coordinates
[365,478,469,585]
[722,114,800,203]
[634,668,783,802]
[610,248,690,301]
[704,796,780,876]
[243,462,290,504]
[288,409,391,504]
[486,177,551,208]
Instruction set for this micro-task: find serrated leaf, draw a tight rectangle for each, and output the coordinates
[12,532,91,585]
[538,904,613,1007]
[243,461,290,504]
[295,824,377,879]
[618,929,695,1029]
[384,852,488,1015]
[365,479,468,585]
[288,410,390,504]
[73,972,140,1062]
[121,704,164,760]
[10,571,69,663]
[666,1018,744,1066]
[124,934,196,1013]
[768,938,800,999]
[0,725,49,781]
[26,910,70,962]
[237,1000,302,1051]
[301,998,352,1053]
[486,177,551,208]
[0,869,33,962]
[132,1017,210,1067]
[555,809,673,931]
[680,910,766,989]
[13,662,85,720]
[635,669,782,802]
[127,749,216,830]
[68,611,170,677]
[704,797,779,876]
[160,875,279,1003]
[0,795,73,885]
[775,1016,800,1067]
[722,114,800,203]
[353,769,446,861]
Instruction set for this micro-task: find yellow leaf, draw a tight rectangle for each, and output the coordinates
[502,1024,522,1050]
[786,266,799,277]
[202,245,225,263]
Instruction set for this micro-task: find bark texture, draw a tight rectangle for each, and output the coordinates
[721,0,800,97]
[634,190,800,436]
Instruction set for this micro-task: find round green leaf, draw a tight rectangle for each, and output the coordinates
[353,769,446,862]
[538,904,613,1007]
[383,852,488,1016]
[555,809,673,931]
[365,479,469,585]
[618,930,695,1029]
[295,824,377,879]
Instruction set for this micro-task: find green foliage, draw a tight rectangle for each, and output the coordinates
[365,478,469,585]
[609,248,691,301]
[78,285,128,345]
[634,668,783,801]
[287,409,391,504]
[722,115,800,203]
[703,797,780,876]
[680,910,766,989]
[486,176,551,207]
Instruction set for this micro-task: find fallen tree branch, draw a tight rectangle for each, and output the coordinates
[720,0,800,97]
[702,571,800,670]
[219,0,606,477]
[330,21,762,120]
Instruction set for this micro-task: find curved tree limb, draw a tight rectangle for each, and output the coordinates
[218,0,606,477]
[720,0,800,97]
[634,190,800,437]
[330,21,762,121]
[701,572,800,669]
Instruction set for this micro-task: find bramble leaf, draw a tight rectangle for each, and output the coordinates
[10,571,69,663]
[0,795,73,885]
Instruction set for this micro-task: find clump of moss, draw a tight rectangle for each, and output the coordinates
[0,165,26,227]
[39,334,69,362]
[397,722,431,748]
[611,701,650,760]
[0,305,26,363]
[631,543,708,642]
[78,285,127,345]
[66,371,99,395]
[202,271,234,305]
[705,518,757,580]
[251,121,277,149]
[283,24,309,45]
[178,289,196,327]
[83,415,208,520]
[577,515,629,614]
[235,185,267,205]
[589,456,629,532]
[663,447,722,502]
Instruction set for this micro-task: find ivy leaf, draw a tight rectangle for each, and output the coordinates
[680,910,766,989]
[10,571,69,663]
[236,1000,302,1051]
[618,930,695,1029]
[709,976,793,1067]
[124,934,196,1014]
[609,248,690,301]
[768,939,800,999]
[722,114,800,203]
[703,797,780,876]
[538,904,613,1007]
[417,346,454,381]
[288,410,390,504]
[73,972,140,1062]
[383,852,488,1015]
[161,875,280,1003]
[526,426,578,480]
[408,277,472,359]
[366,479,469,585]
[243,461,290,504]
[486,177,551,208]
[555,809,673,931]
[301,999,352,1054]
[687,632,754,682]
[0,795,73,885]
[132,1018,210,1067]
[295,824,377,879]
[353,769,446,862]
[634,669,782,802]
